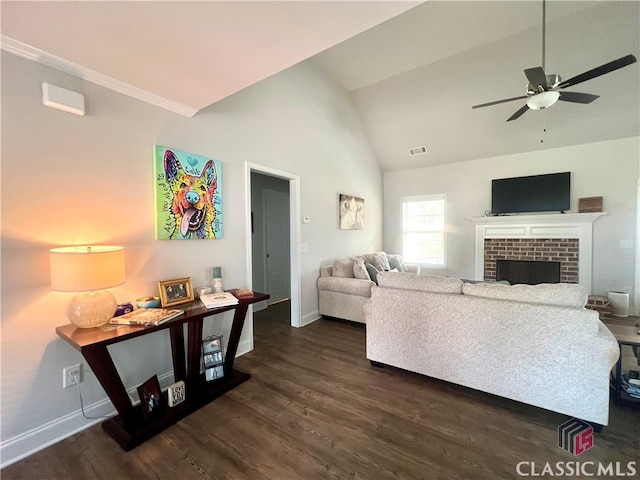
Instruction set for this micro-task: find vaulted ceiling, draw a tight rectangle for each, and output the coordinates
[2,1,638,171]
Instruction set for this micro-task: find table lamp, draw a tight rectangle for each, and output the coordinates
[50,246,126,328]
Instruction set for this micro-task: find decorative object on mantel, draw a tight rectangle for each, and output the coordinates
[579,196,603,213]
[339,194,364,230]
[154,145,223,240]
[212,266,223,293]
[49,245,126,328]
[158,277,194,307]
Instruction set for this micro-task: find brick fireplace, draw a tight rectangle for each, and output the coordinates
[472,213,605,292]
[484,238,579,283]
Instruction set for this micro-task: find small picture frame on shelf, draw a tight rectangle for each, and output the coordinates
[203,335,224,381]
[137,375,163,420]
[158,277,194,307]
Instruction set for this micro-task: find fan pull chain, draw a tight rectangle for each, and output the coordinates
[541,111,547,143]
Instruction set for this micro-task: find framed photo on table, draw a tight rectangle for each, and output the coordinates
[158,277,194,307]
[137,375,163,421]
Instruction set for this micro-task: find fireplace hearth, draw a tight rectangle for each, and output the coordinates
[496,259,561,285]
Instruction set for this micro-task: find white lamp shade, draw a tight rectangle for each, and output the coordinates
[50,246,125,292]
[526,91,560,110]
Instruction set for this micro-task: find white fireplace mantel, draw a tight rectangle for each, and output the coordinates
[471,212,606,292]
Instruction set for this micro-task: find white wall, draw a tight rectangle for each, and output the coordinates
[0,52,383,466]
[384,137,639,301]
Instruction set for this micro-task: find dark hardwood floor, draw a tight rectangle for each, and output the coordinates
[3,302,639,479]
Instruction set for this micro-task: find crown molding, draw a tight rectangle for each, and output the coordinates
[1,35,198,118]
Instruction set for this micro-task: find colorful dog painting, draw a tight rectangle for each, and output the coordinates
[154,146,222,239]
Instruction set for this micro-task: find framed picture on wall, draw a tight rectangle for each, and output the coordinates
[158,277,194,307]
[153,145,223,240]
[339,194,364,230]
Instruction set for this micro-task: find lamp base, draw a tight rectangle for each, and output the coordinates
[67,290,117,328]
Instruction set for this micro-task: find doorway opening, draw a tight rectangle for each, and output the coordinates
[246,163,301,328]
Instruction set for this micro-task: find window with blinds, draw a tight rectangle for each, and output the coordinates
[401,194,446,268]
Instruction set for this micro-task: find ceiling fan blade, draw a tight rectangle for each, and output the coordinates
[472,95,529,109]
[558,91,599,104]
[558,54,637,89]
[524,67,548,91]
[506,105,529,122]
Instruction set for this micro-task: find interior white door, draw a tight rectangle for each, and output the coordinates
[264,190,290,304]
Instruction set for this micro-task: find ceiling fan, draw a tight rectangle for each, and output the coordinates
[472,0,637,122]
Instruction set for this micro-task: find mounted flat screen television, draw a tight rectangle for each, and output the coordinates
[491,172,570,215]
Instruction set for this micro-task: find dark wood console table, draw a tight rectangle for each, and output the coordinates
[56,292,269,451]
[606,323,640,407]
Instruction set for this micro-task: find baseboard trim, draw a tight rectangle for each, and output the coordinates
[0,370,172,468]
[300,310,320,327]
[236,338,253,357]
[0,336,257,469]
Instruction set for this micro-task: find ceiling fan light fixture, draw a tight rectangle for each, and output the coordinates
[526,90,560,110]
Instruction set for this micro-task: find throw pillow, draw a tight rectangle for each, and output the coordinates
[373,253,390,271]
[365,263,380,285]
[387,255,405,272]
[332,258,355,278]
[353,259,371,281]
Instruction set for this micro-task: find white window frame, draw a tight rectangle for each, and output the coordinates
[401,194,447,269]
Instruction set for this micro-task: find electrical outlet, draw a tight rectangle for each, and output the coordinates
[63,364,82,389]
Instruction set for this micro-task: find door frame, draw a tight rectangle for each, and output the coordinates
[246,162,301,328]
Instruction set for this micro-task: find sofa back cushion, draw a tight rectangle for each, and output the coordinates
[332,258,355,278]
[378,272,463,294]
[353,258,371,280]
[462,282,588,308]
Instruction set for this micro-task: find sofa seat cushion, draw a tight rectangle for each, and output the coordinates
[317,276,375,297]
[462,282,588,308]
[377,272,463,294]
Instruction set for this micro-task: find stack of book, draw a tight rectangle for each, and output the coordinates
[622,376,640,399]
[200,292,239,308]
[109,308,184,326]
[230,288,254,300]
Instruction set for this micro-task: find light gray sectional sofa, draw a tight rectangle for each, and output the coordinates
[365,272,620,426]
[318,252,419,323]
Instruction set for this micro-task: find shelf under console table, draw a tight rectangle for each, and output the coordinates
[56,292,269,451]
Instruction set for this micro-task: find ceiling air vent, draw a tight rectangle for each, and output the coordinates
[408,145,427,156]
